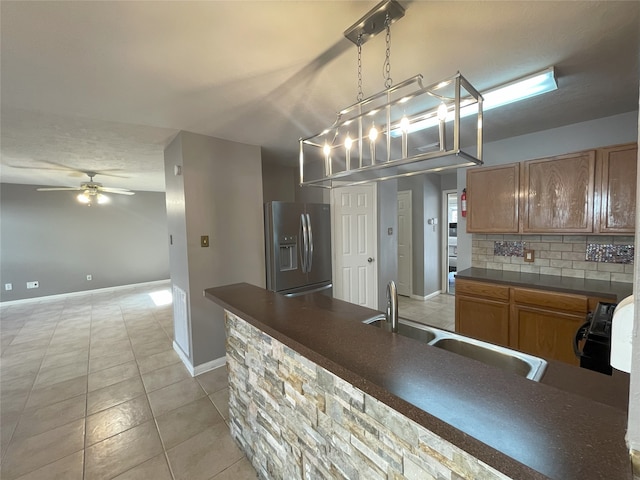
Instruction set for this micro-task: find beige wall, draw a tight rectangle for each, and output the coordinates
[164,131,265,369]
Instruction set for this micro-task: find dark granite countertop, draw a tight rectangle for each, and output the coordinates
[205,283,633,480]
[456,267,633,301]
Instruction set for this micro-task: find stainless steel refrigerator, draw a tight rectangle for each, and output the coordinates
[264,201,332,297]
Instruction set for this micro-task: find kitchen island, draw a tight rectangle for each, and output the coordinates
[205,283,633,480]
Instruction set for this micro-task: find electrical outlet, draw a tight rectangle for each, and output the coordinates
[524,249,535,263]
[26,281,39,289]
[4,283,12,291]
[86,275,92,281]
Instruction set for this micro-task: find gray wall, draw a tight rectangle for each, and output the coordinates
[164,131,265,368]
[0,183,169,302]
[164,135,190,301]
[376,179,398,311]
[262,160,329,204]
[455,111,639,271]
[440,173,457,191]
[422,174,442,295]
[262,161,295,203]
[397,173,447,298]
[398,176,425,296]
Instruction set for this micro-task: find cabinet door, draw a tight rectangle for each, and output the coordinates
[598,143,637,233]
[510,305,582,366]
[522,150,596,233]
[466,163,519,233]
[455,296,510,347]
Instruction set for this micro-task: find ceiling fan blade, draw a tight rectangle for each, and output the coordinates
[7,161,129,179]
[102,189,135,195]
[36,187,82,191]
[99,186,132,193]
[8,164,72,172]
[90,171,129,179]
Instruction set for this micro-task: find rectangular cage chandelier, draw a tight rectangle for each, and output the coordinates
[299,0,484,188]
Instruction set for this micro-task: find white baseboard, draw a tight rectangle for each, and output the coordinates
[0,279,171,306]
[173,341,195,375]
[194,357,226,376]
[410,290,443,301]
[173,341,226,377]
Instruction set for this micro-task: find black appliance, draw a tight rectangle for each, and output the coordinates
[574,301,617,375]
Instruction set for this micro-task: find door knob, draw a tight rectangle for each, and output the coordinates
[367,257,374,263]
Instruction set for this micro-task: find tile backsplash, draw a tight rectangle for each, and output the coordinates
[585,243,634,264]
[472,234,634,283]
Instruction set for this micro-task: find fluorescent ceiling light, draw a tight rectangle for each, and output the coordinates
[481,67,557,111]
[392,67,557,136]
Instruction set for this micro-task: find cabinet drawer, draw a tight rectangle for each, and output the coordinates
[456,279,510,301]
[512,288,587,314]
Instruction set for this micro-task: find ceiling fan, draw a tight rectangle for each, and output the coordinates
[36,170,134,205]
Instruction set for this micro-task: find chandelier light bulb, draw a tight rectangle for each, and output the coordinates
[400,116,410,133]
[369,125,378,142]
[323,143,331,157]
[77,193,90,204]
[344,135,353,151]
[437,102,448,121]
[97,194,110,204]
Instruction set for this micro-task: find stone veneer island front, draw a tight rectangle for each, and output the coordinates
[205,283,634,480]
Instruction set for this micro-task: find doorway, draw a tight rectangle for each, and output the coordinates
[442,190,458,294]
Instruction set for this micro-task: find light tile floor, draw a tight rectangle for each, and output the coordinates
[398,292,455,331]
[0,281,257,480]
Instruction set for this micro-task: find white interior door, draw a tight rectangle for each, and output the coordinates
[397,190,412,297]
[331,184,377,309]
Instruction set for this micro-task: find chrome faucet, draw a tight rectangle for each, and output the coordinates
[386,280,398,333]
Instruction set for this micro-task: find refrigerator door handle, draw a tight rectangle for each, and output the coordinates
[306,213,314,272]
[300,213,308,273]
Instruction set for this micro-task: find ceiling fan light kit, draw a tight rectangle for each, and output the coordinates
[77,191,110,206]
[36,171,134,206]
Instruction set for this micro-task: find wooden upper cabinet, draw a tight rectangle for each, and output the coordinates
[597,143,638,233]
[466,163,519,233]
[521,150,596,233]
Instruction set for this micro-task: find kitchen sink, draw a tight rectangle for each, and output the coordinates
[430,337,542,379]
[367,319,437,343]
[363,317,547,381]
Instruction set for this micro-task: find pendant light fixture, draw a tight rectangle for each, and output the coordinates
[299,0,484,188]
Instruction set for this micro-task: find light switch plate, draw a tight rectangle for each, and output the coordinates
[524,249,535,263]
[201,235,209,247]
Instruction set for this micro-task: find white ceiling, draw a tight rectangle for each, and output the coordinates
[1,1,638,192]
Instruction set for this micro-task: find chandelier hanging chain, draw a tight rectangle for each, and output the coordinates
[383,13,392,88]
[357,34,364,102]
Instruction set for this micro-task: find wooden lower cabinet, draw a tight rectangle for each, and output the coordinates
[510,305,583,366]
[455,279,603,366]
[455,279,510,347]
[456,296,509,347]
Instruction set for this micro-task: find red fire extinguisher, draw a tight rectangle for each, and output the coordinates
[461,188,467,217]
